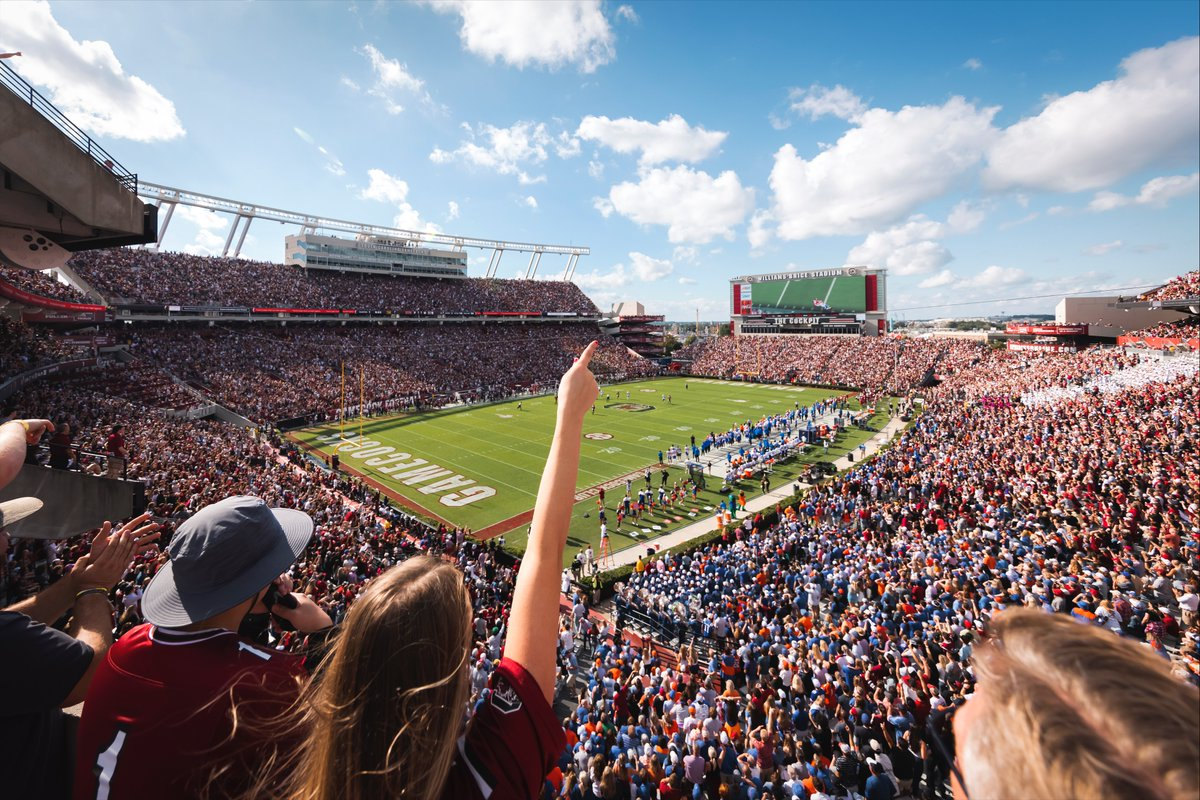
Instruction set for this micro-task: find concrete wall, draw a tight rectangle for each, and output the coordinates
[1056,296,1187,338]
[0,463,144,539]
[0,86,145,236]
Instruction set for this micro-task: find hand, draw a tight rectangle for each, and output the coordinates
[558,341,600,424]
[270,592,333,633]
[72,514,161,592]
[250,573,296,614]
[10,418,54,444]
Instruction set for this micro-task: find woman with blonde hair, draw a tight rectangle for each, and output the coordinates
[248,342,601,800]
[944,608,1199,800]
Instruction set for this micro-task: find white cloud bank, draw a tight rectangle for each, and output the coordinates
[427,0,616,73]
[0,0,184,142]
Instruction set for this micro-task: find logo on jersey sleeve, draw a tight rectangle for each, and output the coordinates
[490,676,523,714]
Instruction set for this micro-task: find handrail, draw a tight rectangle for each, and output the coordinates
[0,60,137,194]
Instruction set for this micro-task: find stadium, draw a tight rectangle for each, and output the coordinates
[1,6,1199,800]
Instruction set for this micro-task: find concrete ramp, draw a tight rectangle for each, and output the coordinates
[0,464,145,540]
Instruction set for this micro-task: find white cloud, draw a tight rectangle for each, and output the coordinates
[1088,172,1199,211]
[357,43,433,114]
[573,263,631,290]
[293,128,345,176]
[946,200,986,233]
[770,97,998,239]
[522,195,538,209]
[576,114,726,165]
[963,58,983,71]
[677,276,697,285]
[340,76,360,91]
[360,169,410,204]
[0,1,184,142]
[359,168,439,232]
[573,251,673,292]
[985,37,1200,192]
[629,251,673,281]
[431,120,570,183]
[747,209,774,251]
[427,0,616,73]
[844,202,984,275]
[174,206,229,256]
[671,246,698,263]
[555,131,582,158]
[593,196,614,217]
[447,200,460,220]
[918,269,957,288]
[788,84,867,123]
[975,265,1027,287]
[616,5,639,23]
[587,159,605,180]
[605,165,755,244]
[1084,240,1123,256]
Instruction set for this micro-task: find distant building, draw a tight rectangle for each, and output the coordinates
[285,232,467,278]
[600,301,665,357]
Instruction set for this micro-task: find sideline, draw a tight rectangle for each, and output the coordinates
[600,414,910,569]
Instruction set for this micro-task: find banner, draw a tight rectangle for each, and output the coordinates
[0,277,105,313]
[1007,341,1078,353]
[1005,323,1087,336]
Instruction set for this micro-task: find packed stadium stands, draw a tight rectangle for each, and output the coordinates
[1139,270,1200,302]
[0,265,91,304]
[0,319,92,383]
[66,249,600,314]
[675,334,984,396]
[126,322,659,422]
[5,261,1198,800]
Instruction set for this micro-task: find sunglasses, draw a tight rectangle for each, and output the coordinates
[928,704,971,800]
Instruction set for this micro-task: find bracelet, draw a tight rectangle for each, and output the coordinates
[75,587,111,603]
[7,419,30,434]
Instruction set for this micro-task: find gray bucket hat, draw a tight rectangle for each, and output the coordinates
[0,497,43,530]
[141,495,313,627]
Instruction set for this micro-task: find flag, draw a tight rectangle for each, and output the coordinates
[0,53,22,59]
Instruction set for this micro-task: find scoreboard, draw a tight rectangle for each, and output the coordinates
[731,267,883,316]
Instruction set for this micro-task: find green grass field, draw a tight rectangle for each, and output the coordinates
[291,377,890,566]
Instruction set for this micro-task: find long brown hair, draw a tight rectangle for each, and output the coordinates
[252,555,473,800]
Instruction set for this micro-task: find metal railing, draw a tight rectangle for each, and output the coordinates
[0,60,137,194]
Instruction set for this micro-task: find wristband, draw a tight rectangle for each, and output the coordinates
[8,419,30,434]
[75,587,111,604]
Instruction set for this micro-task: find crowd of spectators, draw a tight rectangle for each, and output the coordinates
[0,320,93,384]
[676,335,983,396]
[0,266,92,304]
[125,322,658,422]
[1125,319,1200,343]
[67,248,600,315]
[1139,271,1200,302]
[3,331,1198,799]
[572,345,1199,799]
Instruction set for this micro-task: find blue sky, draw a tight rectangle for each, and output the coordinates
[3,0,1197,320]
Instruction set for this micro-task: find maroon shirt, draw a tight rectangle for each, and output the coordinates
[442,657,566,799]
[73,625,305,800]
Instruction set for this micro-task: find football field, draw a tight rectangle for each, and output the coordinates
[291,377,889,565]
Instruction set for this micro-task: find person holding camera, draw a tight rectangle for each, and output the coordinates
[72,495,335,800]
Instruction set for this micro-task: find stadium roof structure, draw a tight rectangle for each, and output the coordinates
[137,181,590,281]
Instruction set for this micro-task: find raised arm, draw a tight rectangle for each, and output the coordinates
[506,341,599,702]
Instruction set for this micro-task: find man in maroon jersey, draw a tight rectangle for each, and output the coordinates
[73,495,334,800]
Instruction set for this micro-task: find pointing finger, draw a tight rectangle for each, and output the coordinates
[576,340,599,370]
